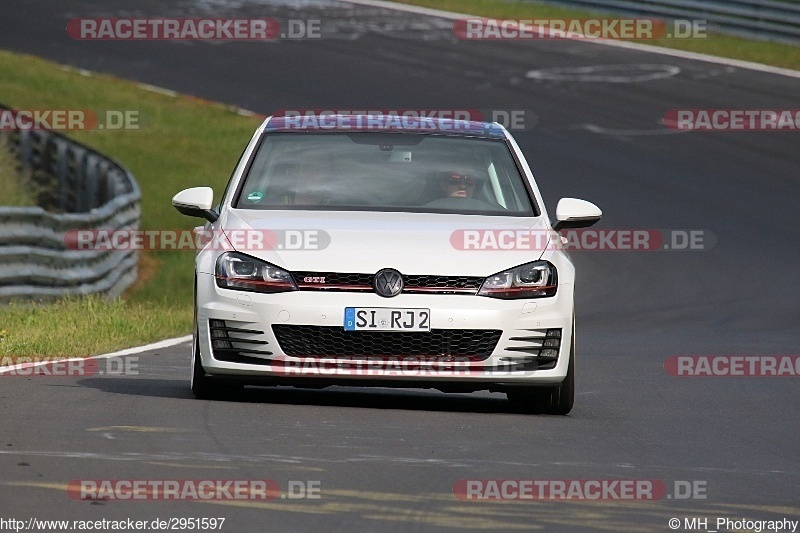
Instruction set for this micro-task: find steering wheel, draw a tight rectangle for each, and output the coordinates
[422,197,499,210]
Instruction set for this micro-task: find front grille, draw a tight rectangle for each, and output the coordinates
[292,271,483,295]
[209,319,272,365]
[404,275,483,293]
[272,325,501,360]
[293,272,373,291]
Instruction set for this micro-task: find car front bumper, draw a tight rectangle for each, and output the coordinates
[196,273,575,391]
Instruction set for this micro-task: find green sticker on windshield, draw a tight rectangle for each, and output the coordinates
[247,191,264,202]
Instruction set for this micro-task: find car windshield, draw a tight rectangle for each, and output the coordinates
[233,132,537,216]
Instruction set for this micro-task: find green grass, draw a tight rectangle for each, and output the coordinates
[0,296,190,358]
[0,137,36,207]
[0,50,260,360]
[394,0,800,71]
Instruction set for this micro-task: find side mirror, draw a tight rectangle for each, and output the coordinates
[172,187,219,223]
[553,198,602,232]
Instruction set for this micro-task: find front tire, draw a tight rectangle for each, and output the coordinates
[191,323,242,400]
[507,323,575,415]
[191,326,216,399]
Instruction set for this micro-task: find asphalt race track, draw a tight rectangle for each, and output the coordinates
[1,1,799,531]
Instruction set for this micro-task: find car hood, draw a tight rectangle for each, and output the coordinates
[219,209,553,276]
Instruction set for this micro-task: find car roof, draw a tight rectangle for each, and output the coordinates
[263,114,508,139]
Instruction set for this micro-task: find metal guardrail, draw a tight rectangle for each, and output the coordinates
[529,0,800,44]
[0,110,141,301]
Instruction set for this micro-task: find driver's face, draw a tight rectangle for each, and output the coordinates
[292,162,330,205]
[441,173,477,198]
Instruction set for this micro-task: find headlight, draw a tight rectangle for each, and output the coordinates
[478,261,557,299]
[215,252,297,294]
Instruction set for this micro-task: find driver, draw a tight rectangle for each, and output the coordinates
[437,171,481,199]
[291,160,334,205]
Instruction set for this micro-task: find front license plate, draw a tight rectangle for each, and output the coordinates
[344,308,430,332]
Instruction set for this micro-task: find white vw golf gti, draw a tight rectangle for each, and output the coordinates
[173,114,601,414]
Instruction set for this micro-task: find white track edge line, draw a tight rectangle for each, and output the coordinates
[0,335,192,374]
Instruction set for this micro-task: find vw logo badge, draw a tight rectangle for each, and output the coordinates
[373,268,404,298]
